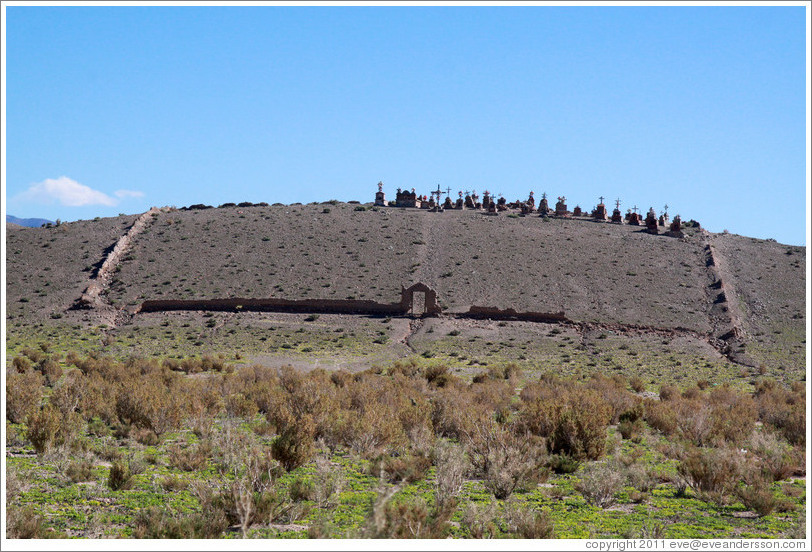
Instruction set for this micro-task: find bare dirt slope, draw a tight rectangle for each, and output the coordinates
[4,202,805,374]
[6,215,140,320]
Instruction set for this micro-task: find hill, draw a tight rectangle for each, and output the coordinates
[6,214,54,228]
[5,201,806,383]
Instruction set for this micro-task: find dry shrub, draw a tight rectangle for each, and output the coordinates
[11,355,32,373]
[576,461,625,508]
[736,474,779,517]
[20,347,46,364]
[6,371,44,423]
[504,498,556,539]
[364,491,454,539]
[133,506,227,539]
[66,460,95,483]
[461,414,547,499]
[586,374,640,424]
[38,358,63,386]
[461,501,499,538]
[747,429,797,482]
[168,441,213,472]
[433,442,468,507]
[708,386,758,446]
[755,380,806,446]
[27,405,62,454]
[677,446,742,503]
[115,372,184,438]
[630,377,646,393]
[369,451,432,484]
[310,454,345,509]
[519,385,612,460]
[5,505,64,538]
[673,399,715,446]
[659,384,679,401]
[644,398,677,436]
[224,392,258,419]
[159,474,190,492]
[430,384,475,439]
[271,412,316,471]
[624,462,657,493]
[107,461,135,491]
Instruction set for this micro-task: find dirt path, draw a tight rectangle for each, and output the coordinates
[74,207,164,326]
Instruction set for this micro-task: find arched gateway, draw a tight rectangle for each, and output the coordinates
[399,283,442,316]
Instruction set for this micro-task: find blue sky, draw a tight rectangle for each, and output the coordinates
[3,4,809,245]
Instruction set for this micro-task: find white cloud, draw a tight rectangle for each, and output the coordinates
[115,189,145,199]
[16,176,143,207]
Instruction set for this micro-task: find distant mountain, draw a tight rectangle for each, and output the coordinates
[6,215,53,228]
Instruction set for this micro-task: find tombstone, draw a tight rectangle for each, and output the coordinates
[395,188,420,208]
[573,205,582,217]
[611,198,623,223]
[527,191,535,210]
[482,191,492,211]
[443,196,453,209]
[658,215,666,227]
[628,212,641,225]
[464,194,475,209]
[427,196,436,210]
[645,207,659,234]
[665,215,684,238]
[538,194,551,217]
[555,196,568,216]
[374,181,387,206]
[471,192,481,210]
[593,197,608,221]
[456,191,464,209]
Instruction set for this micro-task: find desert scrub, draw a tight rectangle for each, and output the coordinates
[518,382,613,460]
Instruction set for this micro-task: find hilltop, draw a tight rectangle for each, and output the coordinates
[5,200,806,383]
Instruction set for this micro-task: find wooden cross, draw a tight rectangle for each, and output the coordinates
[446,187,452,197]
[541,192,547,200]
[663,204,669,214]
[615,198,621,209]
[632,205,639,214]
[599,196,605,205]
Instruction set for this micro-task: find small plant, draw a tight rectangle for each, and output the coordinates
[108,461,135,491]
[576,461,624,508]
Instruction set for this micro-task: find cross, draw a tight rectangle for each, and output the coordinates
[464,190,470,196]
[558,196,566,203]
[446,187,452,197]
[663,204,669,214]
[542,192,547,200]
[632,205,639,214]
[599,196,605,205]
[615,198,621,209]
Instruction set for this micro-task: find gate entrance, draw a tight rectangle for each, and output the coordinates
[399,283,442,317]
[411,291,426,315]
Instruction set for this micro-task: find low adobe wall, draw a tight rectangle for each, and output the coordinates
[138,297,408,316]
[464,305,568,323]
